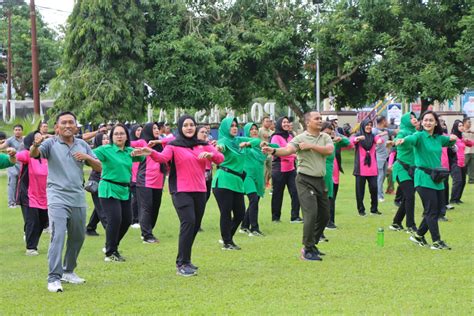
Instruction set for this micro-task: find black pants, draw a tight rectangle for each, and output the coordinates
[21,205,48,250]
[131,183,140,224]
[355,175,378,213]
[205,170,212,203]
[440,177,450,216]
[295,174,329,250]
[86,192,107,231]
[242,193,260,231]
[213,188,245,244]
[394,185,403,204]
[450,165,467,203]
[329,183,339,224]
[137,187,163,240]
[172,192,206,266]
[271,170,300,221]
[392,179,416,228]
[100,197,132,256]
[416,187,442,242]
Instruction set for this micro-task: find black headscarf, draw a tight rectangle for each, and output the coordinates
[23,131,41,160]
[451,120,463,139]
[169,115,208,148]
[356,119,375,166]
[141,122,163,152]
[93,132,106,148]
[270,116,290,141]
[130,124,142,141]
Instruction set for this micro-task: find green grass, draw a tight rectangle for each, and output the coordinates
[0,151,472,314]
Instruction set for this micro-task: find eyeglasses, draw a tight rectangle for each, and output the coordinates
[113,132,126,136]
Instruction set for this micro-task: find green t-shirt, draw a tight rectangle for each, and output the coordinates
[0,154,15,169]
[402,130,454,190]
[324,136,350,198]
[392,112,417,183]
[289,131,333,178]
[94,144,144,200]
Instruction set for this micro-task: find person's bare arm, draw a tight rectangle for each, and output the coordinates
[299,142,334,156]
[72,152,102,172]
[30,133,44,158]
[81,130,98,142]
[262,144,297,156]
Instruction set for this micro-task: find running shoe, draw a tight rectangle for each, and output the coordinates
[290,217,304,224]
[389,223,404,231]
[409,234,428,247]
[370,210,382,215]
[222,242,241,251]
[438,216,448,222]
[143,237,159,244]
[104,252,126,262]
[239,228,250,234]
[249,230,265,237]
[326,222,337,230]
[431,240,452,250]
[358,212,367,217]
[445,204,455,210]
[26,249,39,256]
[61,272,85,284]
[406,226,417,235]
[319,234,329,243]
[176,264,197,277]
[47,280,63,293]
[300,249,322,261]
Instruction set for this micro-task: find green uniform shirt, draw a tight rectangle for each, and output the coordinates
[403,130,455,190]
[289,131,333,177]
[94,144,144,200]
[0,154,15,169]
[392,113,417,183]
[324,137,350,198]
[212,118,262,193]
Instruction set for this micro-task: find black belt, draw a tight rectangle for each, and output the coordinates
[102,178,130,187]
[217,166,246,180]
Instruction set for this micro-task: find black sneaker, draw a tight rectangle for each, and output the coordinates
[389,223,404,231]
[358,212,367,217]
[409,234,428,247]
[326,222,337,230]
[249,230,265,237]
[319,234,329,243]
[86,230,99,236]
[300,249,322,261]
[406,226,418,235]
[143,237,159,244]
[272,219,281,223]
[313,246,326,256]
[370,210,382,215]
[394,201,402,207]
[189,263,199,270]
[176,264,197,277]
[445,204,455,210]
[290,217,304,224]
[438,216,448,222]
[222,242,241,251]
[238,228,250,234]
[431,240,452,250]
[104,252,126,262]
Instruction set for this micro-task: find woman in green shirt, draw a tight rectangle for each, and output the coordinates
[94,123,151,262]
[396,111,457,250]
[212,117,261,250]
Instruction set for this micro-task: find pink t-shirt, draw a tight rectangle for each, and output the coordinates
[131,139,165,189]
[441,147,450,170]
[16,150,48,209]
[332,144,354,184]
[351,135,382,176]
[456,138,474,167]
[150,144,224,193]
[271,134,296,172]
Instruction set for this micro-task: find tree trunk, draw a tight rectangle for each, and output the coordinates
[273,70,305,126]
[420,97,431,115]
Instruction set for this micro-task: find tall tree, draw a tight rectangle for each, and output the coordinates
[52,0,146,123]
[0,2,60,99]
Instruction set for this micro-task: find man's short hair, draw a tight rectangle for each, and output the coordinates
[376,115,386,125]
[463,117,471,124]
[55,111,77,124]
[13,124,23,130]
[261,116,271,123]
[304,111,319,125]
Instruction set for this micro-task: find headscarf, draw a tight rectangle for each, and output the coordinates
[451,119,463,139]
[93,132,106,148]
[141,122,163,152]
[270,116,290,141]
[356,119,375,166]
[130,124,142,141]
[23,131,41,160]
[243,122,266,163]
[217,117,241,154]
[399,112,417,135]
[169,115,208,148]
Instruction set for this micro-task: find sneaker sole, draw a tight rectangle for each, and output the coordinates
[389,226,402,231]
[60,279,85,284]
[48,288,63,293]
[176,272,197,277]
[300,255,323,261]
[409,236,426,247]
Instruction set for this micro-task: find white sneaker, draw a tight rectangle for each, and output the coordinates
[378,198,385,203]
[26,249,39,256]
[61,272,85,284]
[102,247,106,254]
[130,223,140,229]
[218,239,224,245]
[47,280,63,292]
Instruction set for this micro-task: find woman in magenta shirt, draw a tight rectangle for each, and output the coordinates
[129,124,143,228]
[450,120,474,204]
[16,131,48,256]
[147,115,224,276]
[269,116,301,223]
[351,119,383,216]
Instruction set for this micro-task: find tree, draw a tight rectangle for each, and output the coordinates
[0,1,60,99]
[52,0,146,123]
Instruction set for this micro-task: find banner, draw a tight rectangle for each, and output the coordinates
[462,90,474,118]
[387,103,402,125]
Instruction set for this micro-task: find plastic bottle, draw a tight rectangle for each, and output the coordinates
[377,227,384,247]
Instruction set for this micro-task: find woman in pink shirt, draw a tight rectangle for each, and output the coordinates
[129,124,143,228]
[269,117,301,223]
[145,115,224,276]
[16,131,48,256]
[450,120,474,204]
[132,122,167,244]
[351,119,383,216]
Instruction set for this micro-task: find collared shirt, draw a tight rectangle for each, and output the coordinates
[289,131,333,177]
[403,130,455,190]
[372,127,395,164]
[94,144,144,200]
[5,136,23,175]
[39,136,96,207]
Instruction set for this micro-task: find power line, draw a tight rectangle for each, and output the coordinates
[35,4,71,14]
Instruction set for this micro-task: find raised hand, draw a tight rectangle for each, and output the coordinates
[449,134,458,142]
[131,147,152,157]
[261,146,274,154]
[72,151,91,162]
[198,152,213,160]
[6,147,16,157]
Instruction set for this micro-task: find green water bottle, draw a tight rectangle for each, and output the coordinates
[377,227,384,247]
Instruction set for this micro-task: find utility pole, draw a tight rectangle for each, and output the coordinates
[30,0,40,115]
[313,0,323,112]
[6,8,12,119]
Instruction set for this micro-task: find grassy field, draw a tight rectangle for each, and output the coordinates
[0,151,472,314]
